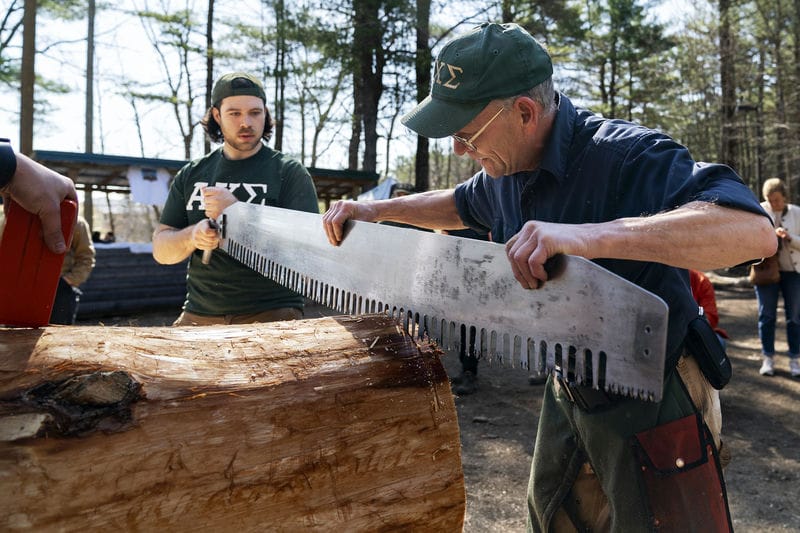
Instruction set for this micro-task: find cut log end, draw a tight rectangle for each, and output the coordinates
[0,314,465,531]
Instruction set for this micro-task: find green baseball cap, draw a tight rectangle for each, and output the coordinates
[401,22,553,138]
[211,72,266,107]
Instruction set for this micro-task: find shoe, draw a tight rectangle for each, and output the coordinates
[453,371,477,395]
[759,356,775,376]
[528,373,548,386]
[790,358,800,378]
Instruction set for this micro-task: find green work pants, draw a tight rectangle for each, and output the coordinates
[526,370,697,532]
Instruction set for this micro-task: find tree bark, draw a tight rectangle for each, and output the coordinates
[348,83,363,171]
[719,0,738,168]
[84,0,95,154]
[414,0,431,192]
[273,0,286,152]
[0,315,464,531]
[204,0,214,155]
[352,0,384,173]
[19,0,36,154]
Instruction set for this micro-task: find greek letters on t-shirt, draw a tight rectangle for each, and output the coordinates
[185,181,271,211]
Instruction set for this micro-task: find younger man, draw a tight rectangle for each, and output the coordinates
[153,72,319,325]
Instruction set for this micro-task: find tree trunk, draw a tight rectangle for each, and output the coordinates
[19,0,36,154]
[273,0,286,152]
[793,0,800,196]
[0,315,465,531]
[204,0,214,155]
[718,0,738,168]
[414,0,431,192]
[352,0,384,173]
[85,0,95,154]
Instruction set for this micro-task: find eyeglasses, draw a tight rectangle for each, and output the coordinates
[451,107,505,152]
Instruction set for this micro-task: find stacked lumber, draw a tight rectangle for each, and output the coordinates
[0,314,465,531]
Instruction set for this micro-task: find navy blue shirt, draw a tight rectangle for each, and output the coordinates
[454,93,767,366]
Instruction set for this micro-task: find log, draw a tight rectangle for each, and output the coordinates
[0,315,465,531]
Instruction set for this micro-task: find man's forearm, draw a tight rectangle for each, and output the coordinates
[372,190,466,230]
[585,202,777,269]
[152,225,197,265]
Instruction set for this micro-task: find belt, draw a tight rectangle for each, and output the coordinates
[553,365,615,411]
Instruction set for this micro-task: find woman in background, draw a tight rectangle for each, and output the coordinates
[755,178,800,378]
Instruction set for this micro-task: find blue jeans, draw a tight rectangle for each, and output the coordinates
[754,271,800,357]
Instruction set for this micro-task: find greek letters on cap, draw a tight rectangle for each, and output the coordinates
[435,61,462,89]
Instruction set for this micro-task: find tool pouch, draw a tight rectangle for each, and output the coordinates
[684,315,732,390]
[631,413,732,533]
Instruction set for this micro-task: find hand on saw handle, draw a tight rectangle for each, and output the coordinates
[191,219,222,263]
[323,190,462,245]
[199,186,237,264]
[505,220,591,290]
[322,200,377,246]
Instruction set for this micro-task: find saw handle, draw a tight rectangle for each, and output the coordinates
[201,217,220,265]
[543,254,567,281]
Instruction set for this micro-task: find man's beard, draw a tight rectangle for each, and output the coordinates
[225,129,263,152]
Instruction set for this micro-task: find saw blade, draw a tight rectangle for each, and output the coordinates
[219,203,668,401]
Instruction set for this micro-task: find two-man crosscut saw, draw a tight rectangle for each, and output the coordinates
[218,203,669,401]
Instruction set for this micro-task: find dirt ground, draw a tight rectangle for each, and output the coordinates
[79,275,800,532]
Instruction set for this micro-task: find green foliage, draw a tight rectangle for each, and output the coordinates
[39,0,92,20]
[563,0,677,121]
[660,5,722,162]
[5,0,800,194]
[392,140,480,189]
[0,0,25,87]
[0,0,94,91]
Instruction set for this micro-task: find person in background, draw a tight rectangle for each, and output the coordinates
[322,22,774,531]
[754,178,800,378]
[689,269,729,348]
[50,215,95,325]
[0,138,77,254]
[152,72,319,326]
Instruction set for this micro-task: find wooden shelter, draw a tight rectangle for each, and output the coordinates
[31,150,380,220]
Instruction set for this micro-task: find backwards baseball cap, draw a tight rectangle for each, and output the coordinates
[401,22,553,139]
[211,72,266,107]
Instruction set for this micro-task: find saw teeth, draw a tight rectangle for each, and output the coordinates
[220,204,668,402]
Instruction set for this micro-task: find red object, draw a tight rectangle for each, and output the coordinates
[0,199,77,327]
[689,269,729,339]
[633,413,733,532]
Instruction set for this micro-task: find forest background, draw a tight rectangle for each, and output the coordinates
[1,0,798,239]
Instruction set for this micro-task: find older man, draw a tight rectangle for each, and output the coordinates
[323,22,774,532]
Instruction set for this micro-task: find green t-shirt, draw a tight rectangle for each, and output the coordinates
[160,145,319,316]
